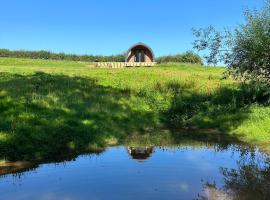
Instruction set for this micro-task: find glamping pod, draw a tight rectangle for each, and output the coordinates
[95,43,156,68]
[126,43,155,63]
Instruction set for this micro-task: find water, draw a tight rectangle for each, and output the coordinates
[1,144,270,200]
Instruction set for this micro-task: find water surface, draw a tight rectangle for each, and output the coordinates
[1,144,270,200]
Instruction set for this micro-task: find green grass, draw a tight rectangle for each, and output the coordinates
[0,57,269,161]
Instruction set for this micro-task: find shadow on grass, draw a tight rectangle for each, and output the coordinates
[162,80,269,145]
[0,72,159,161]
[0,72,266,162]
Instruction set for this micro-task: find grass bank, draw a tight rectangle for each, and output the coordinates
[0,57,269,161]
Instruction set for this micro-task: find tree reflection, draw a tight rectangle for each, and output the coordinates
[198,150,270,200]
[220,157,270,199]
[198,183,233,200]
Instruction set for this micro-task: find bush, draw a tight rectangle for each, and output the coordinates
[156,51,202,64]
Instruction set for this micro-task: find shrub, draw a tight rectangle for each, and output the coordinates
[156,51,202,64]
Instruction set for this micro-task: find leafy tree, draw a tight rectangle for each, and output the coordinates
[193,0,270,84]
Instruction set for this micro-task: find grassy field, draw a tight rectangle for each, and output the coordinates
[0,57,269,161]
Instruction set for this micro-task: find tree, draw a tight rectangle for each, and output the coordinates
[193,1,270,84]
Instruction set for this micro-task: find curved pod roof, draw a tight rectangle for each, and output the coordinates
[125,42,155,62]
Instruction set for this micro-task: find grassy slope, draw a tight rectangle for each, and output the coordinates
[0,57,269,160]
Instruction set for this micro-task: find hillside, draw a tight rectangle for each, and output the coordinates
[0,57,269,161]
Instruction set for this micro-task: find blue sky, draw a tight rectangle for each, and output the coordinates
[0,0,264,56]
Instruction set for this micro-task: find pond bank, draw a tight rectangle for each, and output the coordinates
[0,58,269,162]
[1,128,268,176]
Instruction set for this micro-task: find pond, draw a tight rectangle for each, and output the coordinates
[1,144,270,200]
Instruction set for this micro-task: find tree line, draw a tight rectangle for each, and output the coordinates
[0,48,203,64]
[0,49,126,62]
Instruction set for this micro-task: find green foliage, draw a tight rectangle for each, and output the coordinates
[193,0,270,84]
[0,49,126,62]
[193,26,228,66]
[230,2,270,83]
[0,58,269,161]
[0,49,204,65]
[156,51,202,64]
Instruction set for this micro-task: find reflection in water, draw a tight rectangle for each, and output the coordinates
[220,154,270,199]
[0,161,38,176]
[199,183,233,200]
[127,146,154,161]
[197,147,270,200]
[0,145,270,200]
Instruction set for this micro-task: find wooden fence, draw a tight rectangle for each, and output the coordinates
[95,62,156,68]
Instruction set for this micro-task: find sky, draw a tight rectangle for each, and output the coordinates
[0,0,264,56]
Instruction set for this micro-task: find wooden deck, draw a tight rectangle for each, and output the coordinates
[95,62,156,68]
